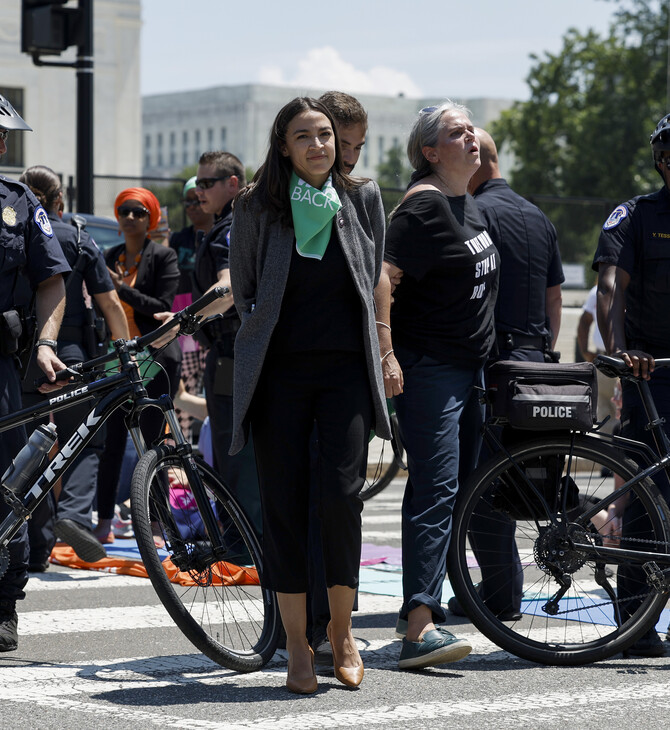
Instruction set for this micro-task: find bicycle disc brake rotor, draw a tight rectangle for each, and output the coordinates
[534,523,593,576]
[0,545,9,580]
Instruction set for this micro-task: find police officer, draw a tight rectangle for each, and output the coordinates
[191,151,260,534]
[469,128,564,362]
[19,165,129,566]
[593,113,670,657]
[447,128,564,622]
[0,96,70,651]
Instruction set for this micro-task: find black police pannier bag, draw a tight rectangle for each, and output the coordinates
[488,360,598,432]
[486,361,597,520]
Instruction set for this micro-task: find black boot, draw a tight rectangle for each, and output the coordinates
[0,600,18,652]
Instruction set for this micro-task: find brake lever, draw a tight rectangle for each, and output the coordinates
[33,366,82,388]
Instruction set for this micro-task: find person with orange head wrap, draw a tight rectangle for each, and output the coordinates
[113,187,162,232]
[94,187,182,544]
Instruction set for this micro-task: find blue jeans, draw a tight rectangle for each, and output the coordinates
[394,345,485,623]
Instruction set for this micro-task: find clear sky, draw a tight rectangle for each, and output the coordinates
[140,0,618,101]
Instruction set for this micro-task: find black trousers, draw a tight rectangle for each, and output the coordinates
[250,351,373,594]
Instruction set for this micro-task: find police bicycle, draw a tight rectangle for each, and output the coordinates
[0,287,280,673]
[446,354,670,666]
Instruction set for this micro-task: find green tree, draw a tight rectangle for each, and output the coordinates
[491,0,669,265]
[377,143,411,217]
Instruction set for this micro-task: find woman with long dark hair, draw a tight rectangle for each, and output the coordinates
[229,97,390,693]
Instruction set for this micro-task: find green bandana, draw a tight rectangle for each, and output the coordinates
[289,172,342,260]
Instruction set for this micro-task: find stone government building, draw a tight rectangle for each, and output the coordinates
[142,84,514,181]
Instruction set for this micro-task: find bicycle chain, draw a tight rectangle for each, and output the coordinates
[544,533,670,617]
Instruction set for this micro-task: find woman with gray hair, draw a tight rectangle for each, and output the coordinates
[375,102,499,669]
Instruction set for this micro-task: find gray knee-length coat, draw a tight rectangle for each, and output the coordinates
[228,178,391,455]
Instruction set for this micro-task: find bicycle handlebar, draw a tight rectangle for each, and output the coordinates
[594,353,670,379]
[35,286,230,386]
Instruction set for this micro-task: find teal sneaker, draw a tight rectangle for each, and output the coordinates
[398,629,472,669]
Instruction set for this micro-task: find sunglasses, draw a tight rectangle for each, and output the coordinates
[118,205,149,218]
[184,198,201,208]
[0,130,8,142]
[195,176,229,190]
[420,106,438,114]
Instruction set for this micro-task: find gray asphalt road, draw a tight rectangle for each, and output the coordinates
[3,477,670,730]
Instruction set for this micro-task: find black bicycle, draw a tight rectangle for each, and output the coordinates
[0,287,280,672]
[447,355,670,666]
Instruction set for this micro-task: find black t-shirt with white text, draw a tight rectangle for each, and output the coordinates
[384,190,499,366]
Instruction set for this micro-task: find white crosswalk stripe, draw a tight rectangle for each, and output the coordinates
[3,476,667,729]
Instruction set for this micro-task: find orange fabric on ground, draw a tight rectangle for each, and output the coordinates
[49,544,259,586]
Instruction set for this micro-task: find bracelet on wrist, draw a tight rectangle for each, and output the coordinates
[375,321,391,332]
[381,349,394,362]
[36,339,58,352]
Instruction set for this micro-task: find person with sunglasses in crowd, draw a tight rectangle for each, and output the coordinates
[93,187,181,544]
[189,152,261,538]
[169,175,213,298]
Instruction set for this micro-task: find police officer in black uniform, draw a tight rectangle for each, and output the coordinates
[470,128,564,362]
[19,165,129,567]
[191,151,260,534]
[447,128,564,621]
[593,113,670,657]
[0,96,70,651]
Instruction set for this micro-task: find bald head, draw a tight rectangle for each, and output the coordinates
[468,127,502,193]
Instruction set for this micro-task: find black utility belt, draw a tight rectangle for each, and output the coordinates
[497,333,546,351]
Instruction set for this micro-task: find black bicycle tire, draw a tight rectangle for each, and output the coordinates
[360,413,405,501]
[447,434,670,666]
[130,446,280,672]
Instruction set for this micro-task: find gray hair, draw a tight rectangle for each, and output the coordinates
[406,100,472,185]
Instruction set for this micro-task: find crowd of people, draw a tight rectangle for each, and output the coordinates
[1,86,670,690]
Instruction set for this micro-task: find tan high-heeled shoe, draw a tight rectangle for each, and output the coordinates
[286,646,318,695]
[327,622,364,688]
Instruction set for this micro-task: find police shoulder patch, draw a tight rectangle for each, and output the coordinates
[603,204,628,231]
[34,206,53,237]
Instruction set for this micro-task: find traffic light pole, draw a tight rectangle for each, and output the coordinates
[76,0,93,213]
[25,0,94,213]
